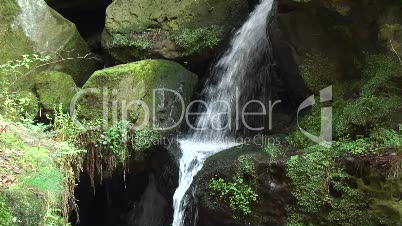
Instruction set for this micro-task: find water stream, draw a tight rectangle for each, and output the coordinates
[172,0,275,225]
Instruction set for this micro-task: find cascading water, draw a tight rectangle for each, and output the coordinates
[172,0,275,225]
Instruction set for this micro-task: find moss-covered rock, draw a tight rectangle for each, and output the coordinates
[11,71,78,113]
[0,0,96,86]
[355,171,402,225]
[79,59,198,132]
[33,71,78,112]
[2,189,47,226]
[102,0,249,63]
[188,143,291,226]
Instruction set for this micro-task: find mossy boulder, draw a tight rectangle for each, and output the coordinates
[102,0,249,63]
[79,59,198,132]
[2,189,47,226]
[12,71,78,113]
[355,170,402,225]
[33,71,79,112]
[188,143,291,226]
[0,0,96,86]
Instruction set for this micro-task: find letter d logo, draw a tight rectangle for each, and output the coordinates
[297,86,332,148]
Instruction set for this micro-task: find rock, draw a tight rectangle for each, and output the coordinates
[12,71,78,113]
[102,0,250,63]
[378,6,402,57]
[79,60,198,133]
[33,71,79,112]
[2,189,47,226]
[271,0,402,94]
[187,144,291,226]
[0,0,97,86]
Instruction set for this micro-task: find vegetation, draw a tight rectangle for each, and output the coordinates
[109,30,165,50]
[291,54,402,148]
[209,155,258,218]
[287,53,402,225]
[174,26,223,55]
[210,177,258,217]
[0,54,161,225]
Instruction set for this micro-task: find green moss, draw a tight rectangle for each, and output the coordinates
[20,168,64,202]
[287,144,367,225]
[361,54,401,97]
[0,194,13,226]
[51,29,96,86]
[0,131,26,150]
[0,2,95,86]
[236,155,256,180]
[103,0,248,62]
[288,124,402,225]
[370,199,402,224]
[33,71,78,112]
[174,26,223,55]
[18,91,39,118]
[300,52,340,93]
[80,59,198,129]
[2,189,47,226]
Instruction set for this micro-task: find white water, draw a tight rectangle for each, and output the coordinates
[172,0,275,225]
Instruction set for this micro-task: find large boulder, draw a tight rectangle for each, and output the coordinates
[270,0,402,94]
[33,71,79,112]
[102,0,250,63]
[186,143,291,226]
[79,59,198,133]
[0,0,97,86]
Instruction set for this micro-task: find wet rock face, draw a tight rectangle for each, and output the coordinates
[187,144,291,226]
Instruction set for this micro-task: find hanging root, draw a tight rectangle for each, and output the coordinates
[390,39,402,69]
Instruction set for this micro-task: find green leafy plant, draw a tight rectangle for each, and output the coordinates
[237,155,256,180]
[98,120,131,164]
[209,176,258,217]
[133,129,159,152]
[47,103,81,143]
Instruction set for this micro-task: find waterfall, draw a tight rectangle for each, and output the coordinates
[172,0,275,225]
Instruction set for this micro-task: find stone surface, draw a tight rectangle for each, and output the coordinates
[187,144,291,226]
[0,0,97,86]
[102,0,250,63]
[79,59,198,133]
[11,71,78,113]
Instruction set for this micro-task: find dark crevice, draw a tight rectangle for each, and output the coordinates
[48,0,112,57]
[70,146,179,226]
